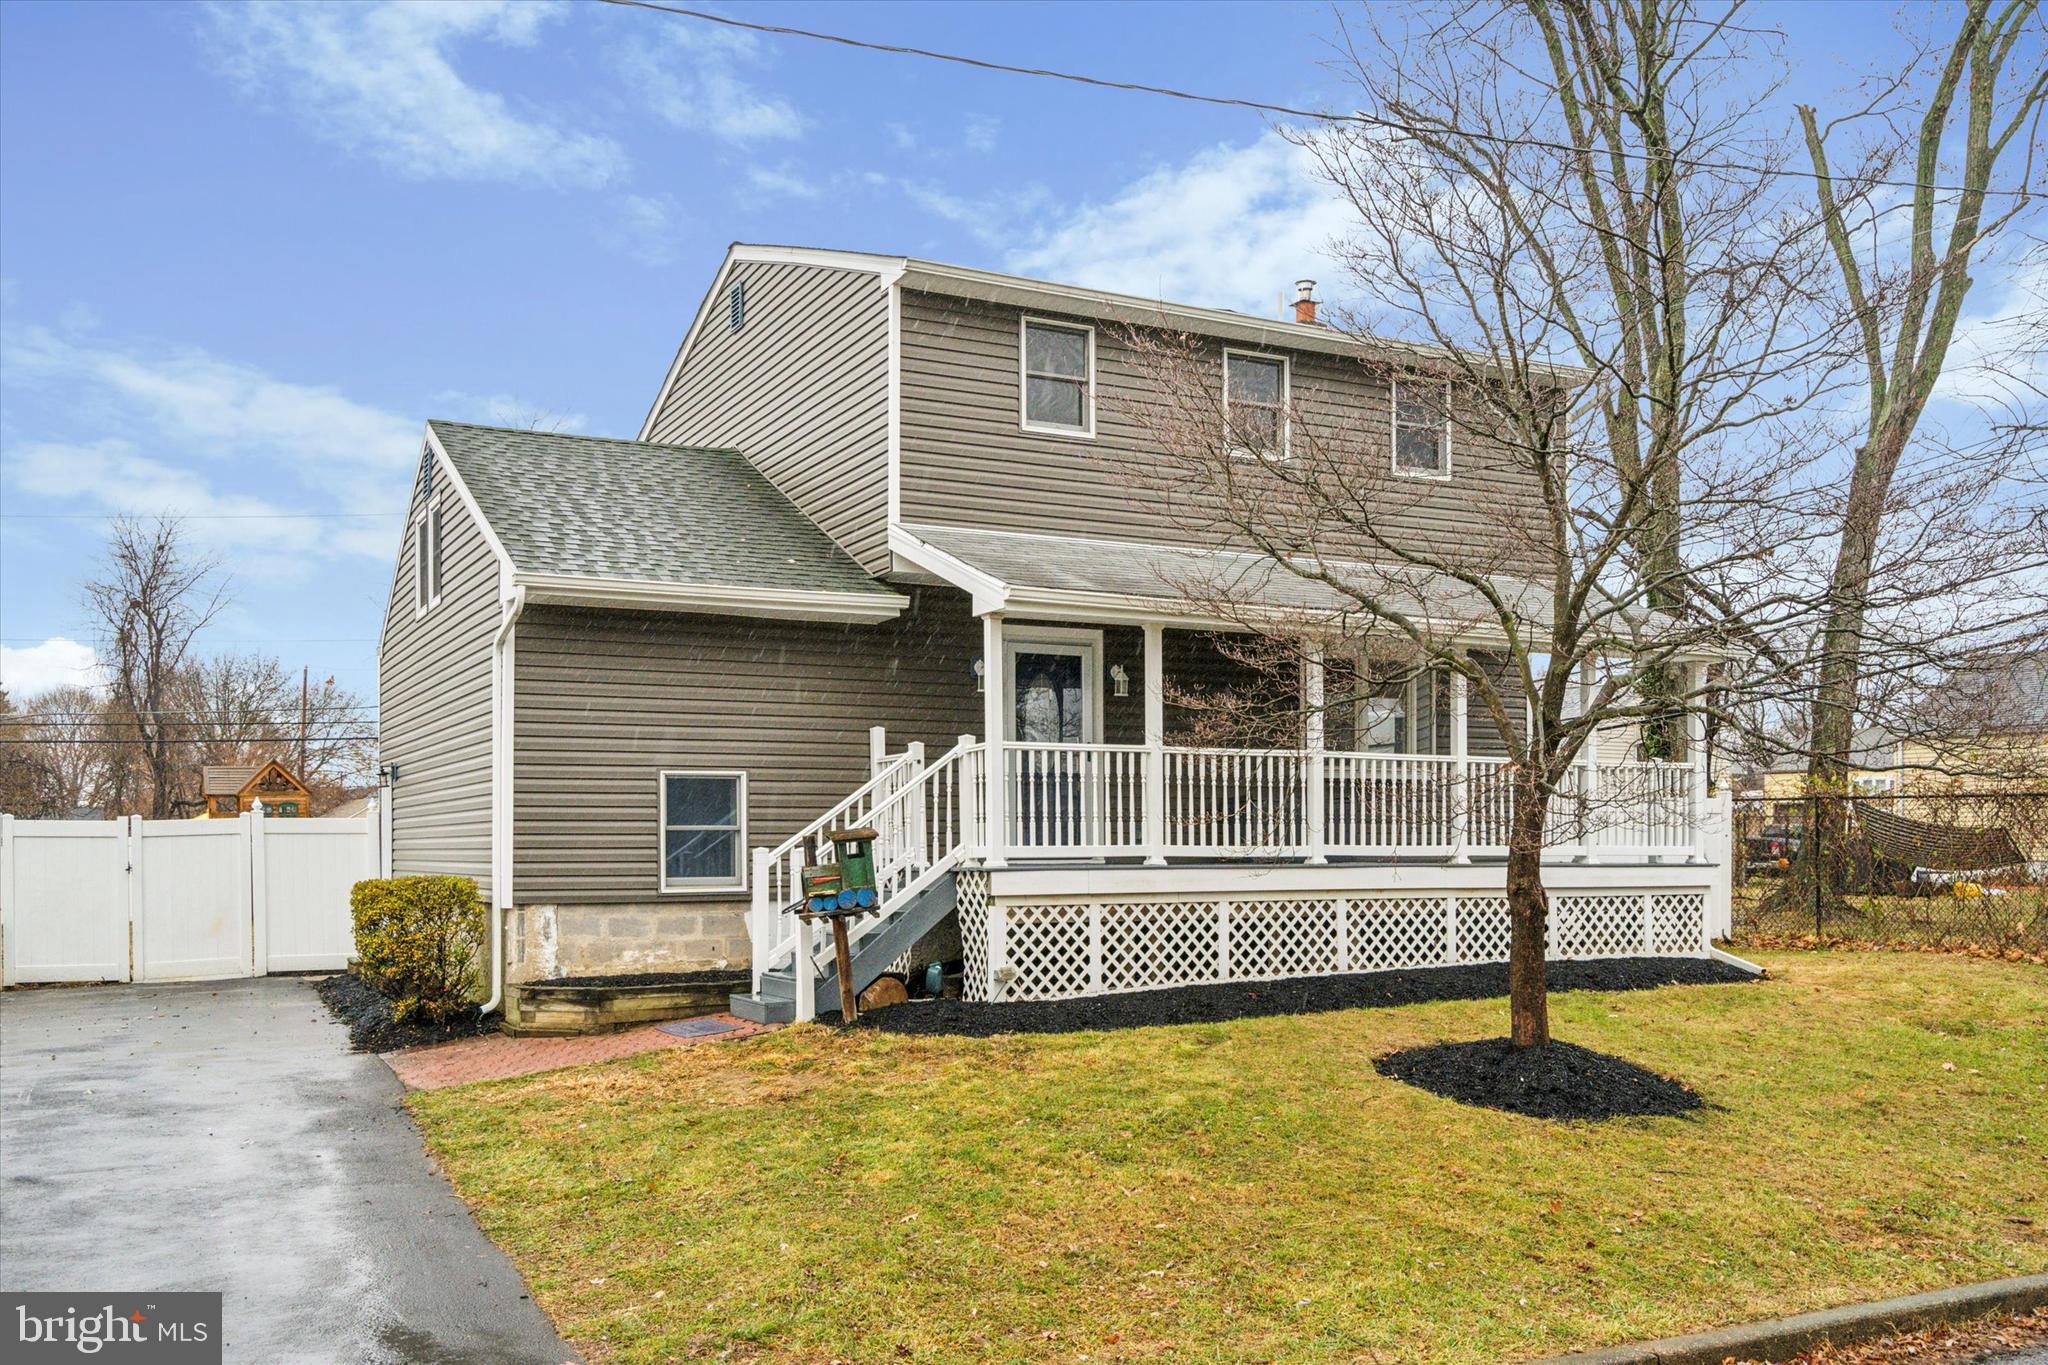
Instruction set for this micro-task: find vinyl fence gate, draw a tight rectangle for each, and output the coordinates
[0,812,377,986]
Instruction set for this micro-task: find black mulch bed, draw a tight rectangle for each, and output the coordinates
[524,969,745,989]
[1373,1038,1704,1120]
[312,972,498,1053]
[844,956,1756,1036]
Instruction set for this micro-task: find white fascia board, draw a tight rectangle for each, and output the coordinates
[886,524,1009,614]
[423,424,518,599]
[638,244,910,441]
[515,572,908,623]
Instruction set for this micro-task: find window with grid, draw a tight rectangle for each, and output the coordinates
[660,771,746,891]
[1225,351,1287,458]
[1393,380,1450,476]
[1021,319,1092,434]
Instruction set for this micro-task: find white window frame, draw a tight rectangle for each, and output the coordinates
[1391,378,1453,480]
[411,498,443,619]
[1002,625,1105,743]
[658,769,749,894]
[1018,315,1096,439]
[1224,347,1290,461]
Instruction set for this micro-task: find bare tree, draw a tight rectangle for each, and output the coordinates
[1109,0,1870,1050]
[83,518,227,817]
[170,653,377,810]
[1794,0,2045,894]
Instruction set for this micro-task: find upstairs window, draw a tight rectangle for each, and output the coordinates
[1393,380,1451,477]
[1225,350,1288,459]
[1020,317,1093,436]
[661,771,747,892]
[728,279,746,333]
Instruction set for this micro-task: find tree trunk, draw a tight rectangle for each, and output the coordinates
[1505,767,1553,1049]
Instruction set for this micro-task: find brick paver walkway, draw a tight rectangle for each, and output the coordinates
[386,1014,775,1090]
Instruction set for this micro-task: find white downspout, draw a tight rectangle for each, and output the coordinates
[483,585,527,1015]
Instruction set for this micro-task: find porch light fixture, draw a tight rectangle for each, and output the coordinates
[972,657,985,693]
[1108,663,1130,698]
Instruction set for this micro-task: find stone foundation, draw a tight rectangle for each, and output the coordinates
[504,902,751,983]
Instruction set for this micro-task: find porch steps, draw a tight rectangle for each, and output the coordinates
[729,872,959,1025]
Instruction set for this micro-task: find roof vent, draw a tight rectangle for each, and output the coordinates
[1293,279,1318,326]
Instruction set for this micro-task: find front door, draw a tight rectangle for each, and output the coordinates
[1004,634,1100,847]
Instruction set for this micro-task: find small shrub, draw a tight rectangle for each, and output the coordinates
[350,876,486,1023]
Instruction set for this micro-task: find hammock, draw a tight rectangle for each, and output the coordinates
[1854,802,2025,873]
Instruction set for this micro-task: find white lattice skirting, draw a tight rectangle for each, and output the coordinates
[954,870,1711,1003]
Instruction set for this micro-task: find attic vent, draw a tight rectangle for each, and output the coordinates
[728,280,746,333]
[414,446,435,501]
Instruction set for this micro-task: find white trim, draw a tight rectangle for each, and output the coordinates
[1002,625,1106,744]
[886,278,904,525]
[1018,314,1096,439]
[638,244,909,441]
[1391,377,1453,480]
[984,859,1718,899]
[409,506,431,620]
[659,769,750,895]
[887,524,1009,613]
[1223,347,1290,461]
[423,425,518,584]
[481,583,526,1015]
[514,573,908,623]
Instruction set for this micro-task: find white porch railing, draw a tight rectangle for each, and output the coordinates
[747,738,1701,995]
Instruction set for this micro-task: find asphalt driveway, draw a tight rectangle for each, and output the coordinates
[0,977,574,1364]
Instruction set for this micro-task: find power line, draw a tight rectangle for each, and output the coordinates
[594,0,2038,200]
[0,511,403,521]
[0,736,379,746]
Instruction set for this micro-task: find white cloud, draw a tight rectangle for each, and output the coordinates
[963,115,1000,154]
[202,0,624,186]
[2,321,420,562]
[1932,247,2047,414]
[1,638,104,697]
[743,165,823,202]
[597,193,687,266]
[431,390,589,432]
[616,22,804,145]
[1006,131,1351,316]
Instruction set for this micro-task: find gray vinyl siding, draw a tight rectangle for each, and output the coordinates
[378,465,499,898]
[512,589,984,906]
[509,603,1285,904]
[644,260,892,572]
[897,290,1541,565]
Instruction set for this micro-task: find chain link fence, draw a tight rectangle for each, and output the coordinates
[1731,788,2048,952]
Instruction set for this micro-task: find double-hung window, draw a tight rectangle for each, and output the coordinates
[1361,680,1412,752]
[660,771,747,892]
[1393,379,1451,477]
[1225,350,1288,459]
[1020,318,1093,436]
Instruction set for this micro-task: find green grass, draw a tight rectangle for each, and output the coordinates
[410,953,2048,1363]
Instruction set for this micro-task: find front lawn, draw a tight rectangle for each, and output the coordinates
[411,953,2048,1363]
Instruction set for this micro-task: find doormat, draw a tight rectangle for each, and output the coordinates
[657,1017,739,1039]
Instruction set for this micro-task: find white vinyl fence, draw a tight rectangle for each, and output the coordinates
[1,811,377,987]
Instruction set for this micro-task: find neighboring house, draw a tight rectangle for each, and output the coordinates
[199,761,311,818]
[377,244,1727,1022]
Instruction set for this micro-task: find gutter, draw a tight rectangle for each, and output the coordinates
[482,585,527,1016]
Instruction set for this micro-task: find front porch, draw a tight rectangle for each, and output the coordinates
[738,601,1721,1023]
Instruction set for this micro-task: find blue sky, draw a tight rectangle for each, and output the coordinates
[0,0,2032,705]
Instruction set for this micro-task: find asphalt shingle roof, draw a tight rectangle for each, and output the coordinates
[428,421,893,599]
[901,522,1554,624]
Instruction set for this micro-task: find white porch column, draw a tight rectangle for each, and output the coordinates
[982,612,1008,868]
[1303,644,1327,865]
[1685,659,1710,864]
[1143,622,1167,866]
[1577,657,1600,863]
[868,724,888,775]
[1449,657,1471,864]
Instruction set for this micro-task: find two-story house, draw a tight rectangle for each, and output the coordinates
[376,244,1727,1023]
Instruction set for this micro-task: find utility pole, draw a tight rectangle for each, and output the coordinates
[299,665,309,777]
